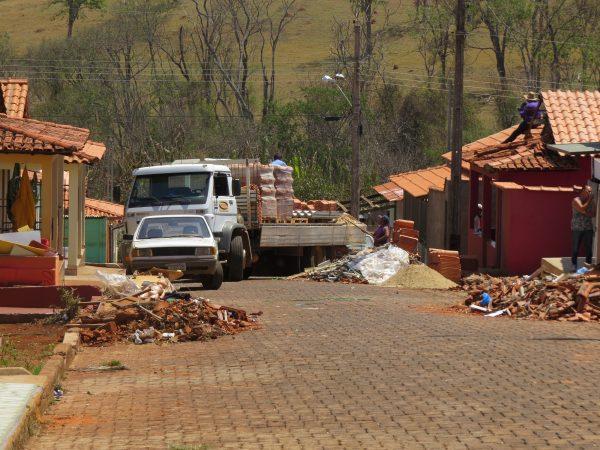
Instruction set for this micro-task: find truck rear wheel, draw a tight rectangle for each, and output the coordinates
[201,263,223,290]
[228,235,245,282]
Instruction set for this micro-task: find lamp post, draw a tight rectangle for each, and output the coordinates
[322,27,362,218]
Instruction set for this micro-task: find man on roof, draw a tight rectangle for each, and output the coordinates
[502,92,544,144]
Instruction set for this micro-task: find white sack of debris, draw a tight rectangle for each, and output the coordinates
[351,245,410,285]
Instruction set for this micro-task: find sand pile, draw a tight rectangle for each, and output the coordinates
[384,264,457,289]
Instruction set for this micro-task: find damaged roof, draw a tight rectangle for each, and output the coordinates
[464,138,578,173]
[542,90,600,144]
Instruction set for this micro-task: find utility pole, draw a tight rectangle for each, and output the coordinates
[449,0,466,250]
[350,20,361,218]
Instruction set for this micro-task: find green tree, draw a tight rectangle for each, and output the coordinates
[50,0,105,38]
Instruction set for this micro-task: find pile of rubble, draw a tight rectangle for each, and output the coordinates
[297,254,368,284]
[292,244,419,284]
[461,271,600,322]
[72,272,261,345]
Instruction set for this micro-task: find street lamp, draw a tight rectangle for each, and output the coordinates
[321,73,352,107]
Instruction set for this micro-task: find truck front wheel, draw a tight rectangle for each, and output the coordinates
[227,235,245,282]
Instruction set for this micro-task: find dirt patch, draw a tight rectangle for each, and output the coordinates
[43,415,97,428]
[384,264,457,290]
[410,303,470,316]
[0,323,63,374]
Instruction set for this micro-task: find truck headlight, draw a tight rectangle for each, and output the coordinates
[132,248,152,257]
[195,247,217,256]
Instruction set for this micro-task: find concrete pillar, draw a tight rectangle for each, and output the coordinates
[79,165,86,261]
[67,164,80,274]
[40,158,55,244]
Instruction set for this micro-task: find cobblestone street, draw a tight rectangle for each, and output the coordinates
[28,279,600,449]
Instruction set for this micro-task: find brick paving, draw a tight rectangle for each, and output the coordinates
[27,279,600,449]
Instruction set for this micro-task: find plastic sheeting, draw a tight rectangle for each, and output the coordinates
[96,271,139,298]
[351,245,410,285]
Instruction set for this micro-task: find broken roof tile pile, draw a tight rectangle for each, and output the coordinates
[389,165,467,198]
[543,90,600,144]
[460,271,600,322]
[0,78,29,118]
[0,114,105,164]
[462,138,578,173]
[373,181,404,201]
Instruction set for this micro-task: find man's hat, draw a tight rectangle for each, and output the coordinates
[523,91,538,101]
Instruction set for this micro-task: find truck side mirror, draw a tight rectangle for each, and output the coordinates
[232,179,242,196]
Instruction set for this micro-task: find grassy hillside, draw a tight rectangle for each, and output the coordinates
[1,0,499,75]
[0,0,502,132]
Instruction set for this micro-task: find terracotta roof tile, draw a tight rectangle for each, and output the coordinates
[442,126,543,164]
[542,90,600,144]
[64,195,124,219]
[389,165,467,198]
[373,181,404,201]
[0,115,105,164]
[462,137,578,173]
[493,181,576,192]
[0,79,29,118]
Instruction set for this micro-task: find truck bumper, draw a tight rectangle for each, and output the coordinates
[130,256,218,275]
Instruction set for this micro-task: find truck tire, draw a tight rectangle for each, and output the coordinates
[201,263,223,290]
[228,235,245,282]
[243,267,253,280]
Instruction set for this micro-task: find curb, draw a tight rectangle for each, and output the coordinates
[1,328,80,450]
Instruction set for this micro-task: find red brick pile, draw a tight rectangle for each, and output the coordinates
[428,248,461,282]
[292,199,338,212]
[392,219,419,253]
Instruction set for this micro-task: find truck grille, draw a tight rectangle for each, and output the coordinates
[151,247,196,256]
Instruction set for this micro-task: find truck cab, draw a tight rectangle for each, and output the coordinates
[123,163,252,281]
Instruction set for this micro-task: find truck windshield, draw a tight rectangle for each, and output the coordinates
[137,217,211,239]
[129,172,210,207]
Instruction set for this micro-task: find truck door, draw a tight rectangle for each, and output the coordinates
[212,172,237,233]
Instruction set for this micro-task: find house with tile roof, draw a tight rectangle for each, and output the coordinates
[373,90,600,275]
[0,80,109,277]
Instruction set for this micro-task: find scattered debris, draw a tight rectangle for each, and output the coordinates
[460,271,600,321]
[53,387,63,400]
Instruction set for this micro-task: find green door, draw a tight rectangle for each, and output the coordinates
[85,218,107,264]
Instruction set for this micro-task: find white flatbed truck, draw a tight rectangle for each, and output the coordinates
[122,161,365,280]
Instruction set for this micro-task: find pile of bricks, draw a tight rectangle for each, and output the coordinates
[461,272,600,322]
[392,219,419,253]
[309,200,338,211]
[428,248,461,282]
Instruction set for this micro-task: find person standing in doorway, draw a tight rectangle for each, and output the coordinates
[572,185,595,270]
